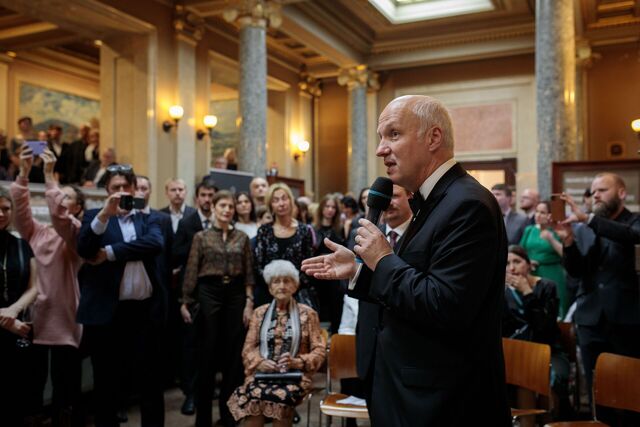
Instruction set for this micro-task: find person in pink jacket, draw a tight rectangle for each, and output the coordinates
[10,143,85,427]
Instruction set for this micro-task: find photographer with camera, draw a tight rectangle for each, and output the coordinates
[76,164,167,427]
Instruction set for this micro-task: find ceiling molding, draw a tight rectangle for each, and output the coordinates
[368,34,534,70]
[16,47,99,81]
[0,21,57,40]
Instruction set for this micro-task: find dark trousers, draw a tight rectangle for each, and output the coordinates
[31,344,83,427]
[577,317,640,426]
[0,332,30,426]
[181,317,198,397]
[195,278,246,427]
[85,300,164,427]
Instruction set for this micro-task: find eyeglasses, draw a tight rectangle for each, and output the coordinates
[106,164,133,174]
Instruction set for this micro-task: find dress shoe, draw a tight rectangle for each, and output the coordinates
[181,395,195,415]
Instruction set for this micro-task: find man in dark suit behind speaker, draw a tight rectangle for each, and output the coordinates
[303,95,510,426]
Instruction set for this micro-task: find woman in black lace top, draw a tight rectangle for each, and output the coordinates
[254,183,314,308]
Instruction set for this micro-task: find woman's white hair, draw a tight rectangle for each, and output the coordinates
[263,260,300,286]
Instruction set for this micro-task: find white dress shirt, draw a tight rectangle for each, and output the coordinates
[348,159,457,290]
[91,213,153,300]
[168,204,186,233]
[198,209,213,230]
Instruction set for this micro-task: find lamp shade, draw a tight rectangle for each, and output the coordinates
[169,105,184,120]
[632,118,640,133]
[203,115,218,129]
[298,140,310,153]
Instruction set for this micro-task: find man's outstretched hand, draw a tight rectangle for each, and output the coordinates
[301,238,358,280]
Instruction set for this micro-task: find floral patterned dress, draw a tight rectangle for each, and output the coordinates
[227,303,326,421]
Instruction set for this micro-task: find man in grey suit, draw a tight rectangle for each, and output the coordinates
[492,183,528,244]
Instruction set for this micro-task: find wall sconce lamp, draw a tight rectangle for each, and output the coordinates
[632,119,640,154]
[293,139,310,161]
[196,115,218,140]
[162,105,184,132]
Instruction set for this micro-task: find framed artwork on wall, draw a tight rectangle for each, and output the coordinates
[18,81,100,142]
[209,98,239,161]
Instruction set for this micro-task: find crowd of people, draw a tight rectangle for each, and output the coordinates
[0,96,638,427]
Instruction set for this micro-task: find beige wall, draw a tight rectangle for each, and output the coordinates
[587,43,640,160]
[317,80,348,197]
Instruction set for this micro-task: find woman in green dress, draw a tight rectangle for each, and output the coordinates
[519,201,569,318]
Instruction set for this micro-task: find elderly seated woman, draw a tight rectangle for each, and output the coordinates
[228,260,326,427]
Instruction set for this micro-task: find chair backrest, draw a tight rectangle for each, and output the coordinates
[328,334,357,381]
[593,353,640,413]
[502,338,551,396]
[557,322,577,362]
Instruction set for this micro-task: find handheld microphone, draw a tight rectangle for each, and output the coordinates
[355,177,393,263]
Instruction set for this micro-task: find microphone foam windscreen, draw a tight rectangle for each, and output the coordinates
[367,177,393,211]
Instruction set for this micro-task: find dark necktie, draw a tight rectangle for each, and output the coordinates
[388,230,399,250]
[409,191,425,215]
[203,219,210,230]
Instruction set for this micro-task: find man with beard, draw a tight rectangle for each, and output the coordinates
[561,173,640,424]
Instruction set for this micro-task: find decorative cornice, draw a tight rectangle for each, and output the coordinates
[174,4,205,43]
[337,65,379,91]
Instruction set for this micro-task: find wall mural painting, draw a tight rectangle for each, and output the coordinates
[19,82,100,142]
[209,98,239,159]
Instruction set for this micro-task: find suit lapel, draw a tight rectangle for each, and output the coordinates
[397,164,467,255]
[134,212,144,238]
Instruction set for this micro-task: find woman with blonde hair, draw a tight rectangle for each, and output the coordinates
[254,183,314,309]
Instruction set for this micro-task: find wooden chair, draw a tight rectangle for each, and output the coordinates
[319,334,369,426]
[557,321,582,412]
[503,337,552,424]
[544,353,640,427]
[303,328,330,427]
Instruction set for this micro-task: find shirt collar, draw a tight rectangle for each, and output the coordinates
[385,217,411,238]
[418,158,457,201]
[170,203,186,215]
[198,209,212,224]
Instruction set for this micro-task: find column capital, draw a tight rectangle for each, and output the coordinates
[575,40,601,69]
[223,0,283,29]
[298,66,322,97]
[174,5,205,44]
[337,65,379,91]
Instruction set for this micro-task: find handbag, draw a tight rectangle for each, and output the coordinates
[255,370,303,384]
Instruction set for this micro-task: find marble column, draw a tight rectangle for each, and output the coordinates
[338,65,379,194]
[238,17,267,176]
[225,1,282,177]
[535,0,577,199]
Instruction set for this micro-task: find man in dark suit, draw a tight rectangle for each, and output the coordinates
[492,183,529,244]
[355,184,413,406]
[77,165,166,427]
[160,178,196,234]
[303,95,510,426]
[171,180,217,415]
[561,173,640,424]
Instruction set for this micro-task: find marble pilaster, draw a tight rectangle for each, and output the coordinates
[338,65,379,194]
[0,55,12,134]
[173,5,203,193]
[535,0,577,199]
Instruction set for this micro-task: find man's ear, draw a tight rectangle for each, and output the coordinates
[618,186,627,201]
[428,126,443,151]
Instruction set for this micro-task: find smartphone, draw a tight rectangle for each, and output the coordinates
[119,194,133,211]
[550,196,565,222]
[25,140,47,156]
[133,197,145,210]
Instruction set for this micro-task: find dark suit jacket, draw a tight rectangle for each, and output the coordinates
[76,209,167,325]
[563,208,640,326]
[505,210,528,245]
[159,205,197,236]
[148,209,174,291]
[172,209,204,277]
[349,164,510,427]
